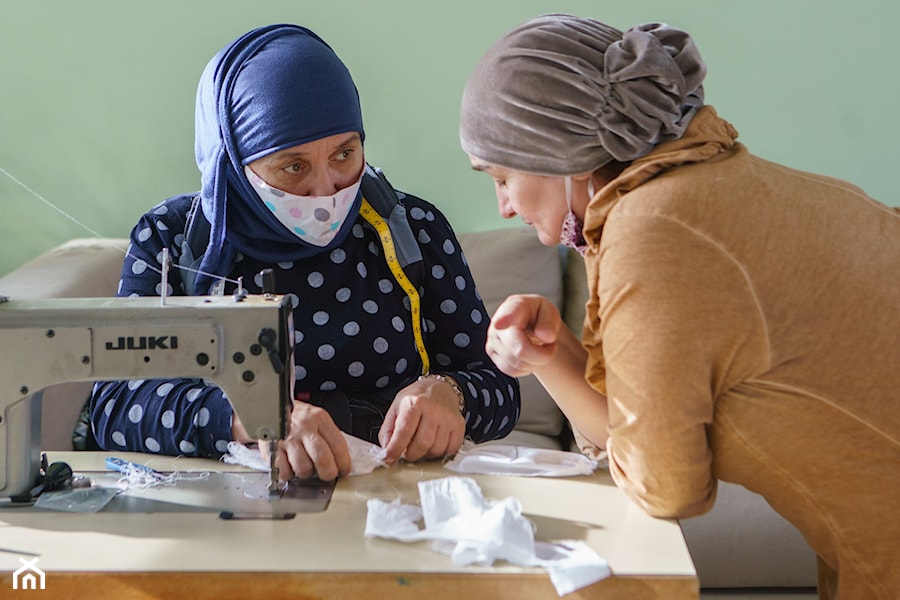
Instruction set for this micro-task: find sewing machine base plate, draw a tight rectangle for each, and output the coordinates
[44,471,334,514]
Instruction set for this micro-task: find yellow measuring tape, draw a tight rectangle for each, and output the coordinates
[359,198,430,375]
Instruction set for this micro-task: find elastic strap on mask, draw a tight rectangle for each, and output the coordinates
[359,198,430,375]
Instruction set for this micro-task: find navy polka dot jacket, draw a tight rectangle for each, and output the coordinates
[89,191,520,457]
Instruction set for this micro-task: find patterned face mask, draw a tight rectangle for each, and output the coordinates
[244,165,364,247]
[560,176,591,256]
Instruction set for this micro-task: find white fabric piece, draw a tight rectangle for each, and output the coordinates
[536,540,615,596]
[444,442,599,477]
[222,441,270,471]
[222,433,388,476]
[365,476,611,596]
[345,434,389,476]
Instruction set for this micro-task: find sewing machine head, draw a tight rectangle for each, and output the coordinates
[0,292,295,499]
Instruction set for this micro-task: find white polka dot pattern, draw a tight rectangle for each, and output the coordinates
[89,192,520,458]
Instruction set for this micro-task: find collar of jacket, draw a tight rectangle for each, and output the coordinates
[583,105,739,247]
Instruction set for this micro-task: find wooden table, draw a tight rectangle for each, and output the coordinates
[0,451,697,599]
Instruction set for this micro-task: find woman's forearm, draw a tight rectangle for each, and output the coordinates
[533,325,609,449]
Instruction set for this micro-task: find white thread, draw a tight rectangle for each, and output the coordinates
[111,459,211,492]
[113,462,177,490]
[0,165,107,239]
[0,165,241,289]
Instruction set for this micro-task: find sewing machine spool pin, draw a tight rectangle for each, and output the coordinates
[160,248,170,306]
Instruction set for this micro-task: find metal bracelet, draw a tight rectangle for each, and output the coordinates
[419,373,466,415]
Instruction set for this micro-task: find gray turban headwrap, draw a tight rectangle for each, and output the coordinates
[459,14,707,176]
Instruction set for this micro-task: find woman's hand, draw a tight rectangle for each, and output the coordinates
[487,293,609,452]
[378,376,466,464]
[486,293,562,377]
[237,400,352,482]
[278,400,352,481]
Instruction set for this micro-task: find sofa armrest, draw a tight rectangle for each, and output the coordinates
[0,237,128,450]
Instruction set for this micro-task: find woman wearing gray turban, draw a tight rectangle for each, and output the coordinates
[461,14,899,599]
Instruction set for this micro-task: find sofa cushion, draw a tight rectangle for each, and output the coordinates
[457,227,567,442]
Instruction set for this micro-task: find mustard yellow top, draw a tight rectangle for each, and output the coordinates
[579,106,900,599]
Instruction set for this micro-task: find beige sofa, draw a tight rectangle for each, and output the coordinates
[0,229,818,597]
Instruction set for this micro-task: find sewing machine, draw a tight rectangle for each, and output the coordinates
[0,292,295,500]
[0,294,701,600]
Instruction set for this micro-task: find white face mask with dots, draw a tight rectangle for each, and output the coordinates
[244,165,364,247]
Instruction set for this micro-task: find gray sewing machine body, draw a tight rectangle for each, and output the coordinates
[0,293,295,499]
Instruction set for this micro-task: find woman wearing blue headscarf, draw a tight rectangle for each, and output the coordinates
[89,24,520,481]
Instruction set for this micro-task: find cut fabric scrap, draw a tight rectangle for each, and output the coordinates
[221,433,388,476]
[537,541,615,596]
[365,476,611,596]
[345,433,389,475]
[444,441,600,477]
[221,441,270,471]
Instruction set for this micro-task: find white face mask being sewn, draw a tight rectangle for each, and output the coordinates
[244,165,363,247]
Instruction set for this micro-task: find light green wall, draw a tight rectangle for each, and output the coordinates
[2,1,898,277]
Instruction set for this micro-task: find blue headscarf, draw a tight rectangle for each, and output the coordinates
[192,24,365,294]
